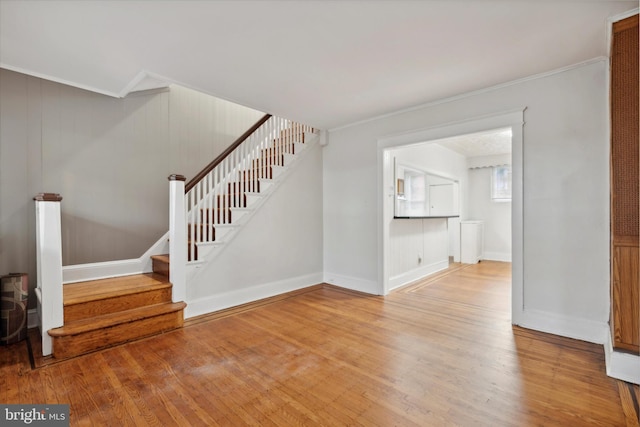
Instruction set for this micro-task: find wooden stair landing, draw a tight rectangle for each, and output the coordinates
[48,273,185,359]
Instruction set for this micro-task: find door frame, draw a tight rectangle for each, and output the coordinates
[377,108,525,324]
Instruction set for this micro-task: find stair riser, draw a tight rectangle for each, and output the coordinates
[52,310,184,359]
[64,288,172,323]
[152,258,169,278]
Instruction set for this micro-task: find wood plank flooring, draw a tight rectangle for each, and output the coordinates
[1,261,638,426]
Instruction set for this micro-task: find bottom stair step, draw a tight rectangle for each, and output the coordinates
[48,301,186,359]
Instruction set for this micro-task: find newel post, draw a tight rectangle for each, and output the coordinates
[34,193,64,356]
[168,175,187,303]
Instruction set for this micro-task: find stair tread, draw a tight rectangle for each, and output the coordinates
[64,273,171,306]
[151,254,169,263]
[49,302,187,337]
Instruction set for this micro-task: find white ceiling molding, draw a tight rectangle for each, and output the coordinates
[330,57,607,132]
[119,70,172,97]
[0,62,121,98]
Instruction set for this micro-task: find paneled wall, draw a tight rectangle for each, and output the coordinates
[0,69,263,305]
[388,218,448,288]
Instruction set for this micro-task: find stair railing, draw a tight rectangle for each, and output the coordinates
[183,114,312,262]
[168,114,313,297]
[34,193,64,356]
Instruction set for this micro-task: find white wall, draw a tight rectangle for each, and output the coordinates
[467,166,512,261]
[186,142,324,316]
[388,218,449,289]
[323,60,610,341]
[0,69,264,305]
[387,143,467,288]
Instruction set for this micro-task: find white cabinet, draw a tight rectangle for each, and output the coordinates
[460,221,483,264]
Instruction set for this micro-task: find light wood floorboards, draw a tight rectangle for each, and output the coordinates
[1,261,638,426]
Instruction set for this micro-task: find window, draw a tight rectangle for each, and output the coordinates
[492,165,512,201]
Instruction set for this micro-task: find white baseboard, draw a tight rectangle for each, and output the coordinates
[514,309,639,383]
[515,308,608,345]
[323,272,380,295]
[185,272,324,319]
[604,329,640,384]
[388,260,449,291]
[63,259,147,284]
[62,232,169,283]
[482,251,512,262]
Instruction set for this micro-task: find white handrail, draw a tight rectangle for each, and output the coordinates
[34,193,64,356]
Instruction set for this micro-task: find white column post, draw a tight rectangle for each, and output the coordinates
[34,193,64,356]
[168,175,187,302]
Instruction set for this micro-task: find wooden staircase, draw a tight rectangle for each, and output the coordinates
[47,265,185,359]
[36,116,314,359]
[184,123,315,263]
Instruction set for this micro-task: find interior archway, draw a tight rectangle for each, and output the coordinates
[377,109,525,324]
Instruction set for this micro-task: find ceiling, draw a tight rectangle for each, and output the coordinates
[435,128,512,158]
[0,1,636,130]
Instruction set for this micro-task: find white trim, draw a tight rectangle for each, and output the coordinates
[62,232,169,283]
[482,252,512,262]
[377,109,525,328]
[323,272,380,295]
[604,329,640,384]
[63,259,148,284]
[169,179,187,303]
[35,199,64,356]
[332,58,604,132]
[378,108,526,149]
[388,260,449,291]
[0,63,122,98]
[118,70,173,97]
[606,8,639,58]
[516,309,609,345]
[185,272,323,318]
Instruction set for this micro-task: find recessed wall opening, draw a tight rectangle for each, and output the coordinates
[385,127,512,287]
[377,110,524,324]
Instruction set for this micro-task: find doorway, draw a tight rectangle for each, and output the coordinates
[377,110,525,324]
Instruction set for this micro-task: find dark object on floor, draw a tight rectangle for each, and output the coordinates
[1,273,28,345]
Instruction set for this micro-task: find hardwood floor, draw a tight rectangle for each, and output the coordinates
[1,261,638,426]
